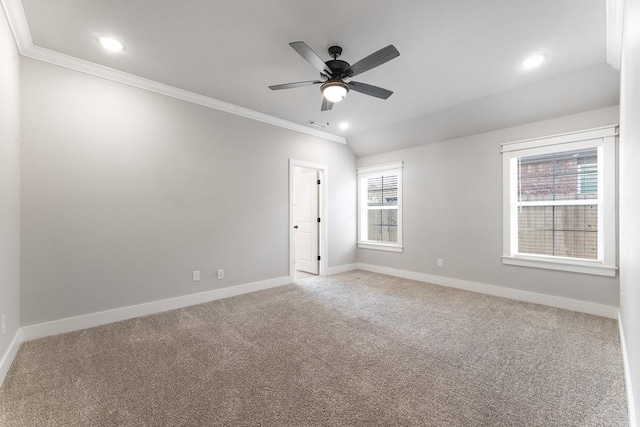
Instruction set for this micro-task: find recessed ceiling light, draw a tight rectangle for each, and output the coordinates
[97,36,125,52]
[339,122,349,130]
[521,54,546,70]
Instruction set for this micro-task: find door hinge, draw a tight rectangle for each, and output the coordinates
[317,217,321,223]
[317,179,321,185]
[317,256,321,261]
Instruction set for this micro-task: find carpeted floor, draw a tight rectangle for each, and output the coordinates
[0,270,629,426]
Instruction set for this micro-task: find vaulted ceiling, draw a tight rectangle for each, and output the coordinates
[12,0,620,156]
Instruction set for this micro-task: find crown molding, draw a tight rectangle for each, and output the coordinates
[0,0,32,53]
[0,0,346,145]
[24,46,347,143]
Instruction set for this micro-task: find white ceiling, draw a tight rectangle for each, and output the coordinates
[18,0,619,154]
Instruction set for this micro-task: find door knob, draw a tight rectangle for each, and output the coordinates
[293,225,299,229]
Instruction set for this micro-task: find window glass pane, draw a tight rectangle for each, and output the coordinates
[518,205,598,259]
[578,164,597,194]
[368,175,398,207]
[367,209,397,242]
[518,148,598,202]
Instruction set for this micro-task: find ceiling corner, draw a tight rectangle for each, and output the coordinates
[0,0,33,53]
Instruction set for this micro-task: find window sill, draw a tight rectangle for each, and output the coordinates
[502,255,617,277]
[358,242,403,253]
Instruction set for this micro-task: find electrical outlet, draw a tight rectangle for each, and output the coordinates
[217,269,224,279]
[192,270,200,282]
[1,314,5,335]
[437,258,444,267]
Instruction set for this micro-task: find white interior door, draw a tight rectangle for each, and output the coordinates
[294,169,319,274]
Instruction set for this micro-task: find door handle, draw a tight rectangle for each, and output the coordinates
[293,225,299,229]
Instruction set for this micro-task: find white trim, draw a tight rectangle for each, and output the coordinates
[357,161,404,175]
[356,263,618,319]
[0,329,22,386]
[0,0,32,53]
[619,310,638,427]
[21,276,291,342]
[358,242,403,252]
[517,199,599,207]
[601,135,617,269]
[327,264,357,275]
[505,138,604,161]
[502,256,617,277]
[289,160,329,282]
[501,125,618,153]
[0,0,345,145]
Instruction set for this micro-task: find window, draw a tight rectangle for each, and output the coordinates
[357,162,403,252]
[502,126,617,276]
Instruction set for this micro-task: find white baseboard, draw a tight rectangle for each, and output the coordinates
[356,263,618,319]
[0,329,22,386]
[619,311,637,427]
[21,276,291,342]
[327,264,357,275]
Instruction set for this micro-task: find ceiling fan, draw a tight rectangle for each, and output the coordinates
[269,41,400,111]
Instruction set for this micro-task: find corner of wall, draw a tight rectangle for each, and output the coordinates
[0,0,21,387]
[0,329,21,386]
[618,310,638,426]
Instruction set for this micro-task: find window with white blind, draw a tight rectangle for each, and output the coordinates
[357,162,403,252]
[501,126,617,276]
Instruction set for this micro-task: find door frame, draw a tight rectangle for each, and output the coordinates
[289,159,328,281]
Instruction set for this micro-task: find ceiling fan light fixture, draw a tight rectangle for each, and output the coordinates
[321,81,349,103]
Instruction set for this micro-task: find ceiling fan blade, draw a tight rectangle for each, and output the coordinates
[341,45,400,78]
[290,41,332,76]
[348,81,394,99]
[269,80,322,90]
[321,97,334,111]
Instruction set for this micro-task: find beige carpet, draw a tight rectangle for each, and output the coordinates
[0,270,628,426]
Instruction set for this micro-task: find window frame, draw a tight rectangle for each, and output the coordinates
[357,161,403,252]
[501,126,617,277]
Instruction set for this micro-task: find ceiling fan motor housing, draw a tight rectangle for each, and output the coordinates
[328,45,342,59]
[324,59,351,78]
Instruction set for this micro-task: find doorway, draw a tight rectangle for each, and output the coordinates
[289,160,328,282]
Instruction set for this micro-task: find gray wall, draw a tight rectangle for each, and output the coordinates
[0,9,21,358]
[619,0,640,417]
[357,106,620,306]
[20,58,356,326]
